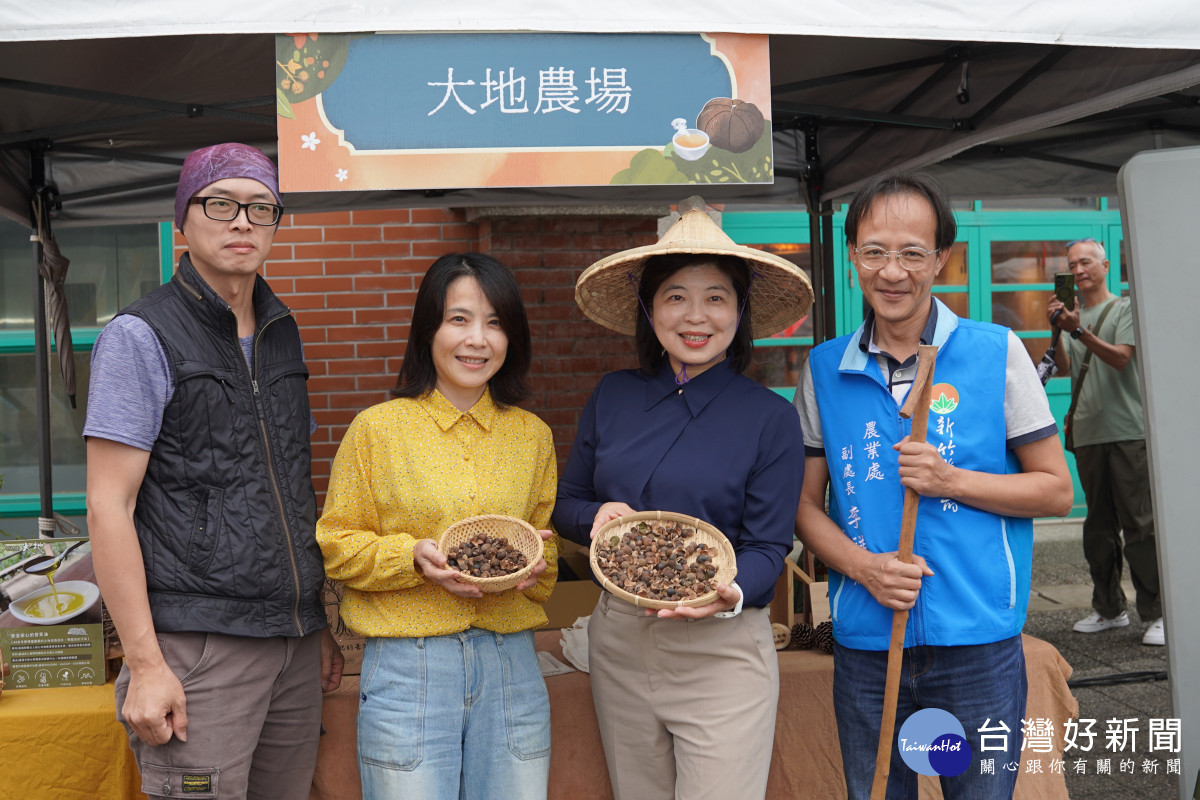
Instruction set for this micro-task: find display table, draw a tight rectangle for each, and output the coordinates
[311,632,1077,800]
[0,554,141,799]
[0,550,1076,800]
[0,681,147,800]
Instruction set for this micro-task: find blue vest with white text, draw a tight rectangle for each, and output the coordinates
[808,306,1032,650]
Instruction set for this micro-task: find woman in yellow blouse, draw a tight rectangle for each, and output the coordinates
[316,253,557,800]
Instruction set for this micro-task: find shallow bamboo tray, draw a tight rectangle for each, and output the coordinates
[438,515,543,593]
[589,510,737,610]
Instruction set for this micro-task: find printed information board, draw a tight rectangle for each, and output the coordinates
[0,623,104,690]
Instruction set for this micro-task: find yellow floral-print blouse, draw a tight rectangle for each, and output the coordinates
[316,389,558,637]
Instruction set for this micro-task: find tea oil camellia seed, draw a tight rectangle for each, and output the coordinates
[595,520,719,603]
[446,533,528,578]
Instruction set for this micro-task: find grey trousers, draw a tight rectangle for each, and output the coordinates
[1074,439,1162,621]
[116,630,323,800]
[587,593,779,800]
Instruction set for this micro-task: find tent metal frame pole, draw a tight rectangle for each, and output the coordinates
[774,102,957,131]
[0,112,179,148]
[0,76,264,115]
[820,198,836,343]
[967,47,1072,129]
[824,57,965,173]
[801,121,830,346]
[1158,91,1200,109]
[978,120,1158,152]
[29,146,54,537]
[60,175,182,203]
[806,180,826,345]
[991,148,1119,173]
[772,47,974,95]
[1081,98,1198,126]
[48,144,186,167]
[1160,122,1200,135]
[0,76,274,137]
[0,104,273,148]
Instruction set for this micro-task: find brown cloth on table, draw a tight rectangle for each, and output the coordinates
[311,630,1077,800]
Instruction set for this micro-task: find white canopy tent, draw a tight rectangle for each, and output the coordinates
[2,2,1200,227]
[9,1,1200,47]
[3,8,1200,796]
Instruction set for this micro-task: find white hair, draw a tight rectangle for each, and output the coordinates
[1067,238,1106,261]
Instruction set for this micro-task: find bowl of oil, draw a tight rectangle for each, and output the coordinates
[8,579,100,625]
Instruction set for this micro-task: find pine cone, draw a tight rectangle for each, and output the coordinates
[814,620,834,654]
[791,622,816,650]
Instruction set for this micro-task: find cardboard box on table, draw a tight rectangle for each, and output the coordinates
[322,580,366,676]
[543,538,601,629]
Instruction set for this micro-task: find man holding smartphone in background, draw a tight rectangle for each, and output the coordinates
[1047,238,1164,646]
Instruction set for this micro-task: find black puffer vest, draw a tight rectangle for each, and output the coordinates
[120,254,326,638]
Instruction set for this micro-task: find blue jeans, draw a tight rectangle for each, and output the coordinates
[357,628,550,800]
[833,635,1026,800]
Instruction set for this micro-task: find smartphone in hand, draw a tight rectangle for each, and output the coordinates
[1054,273,1075,306]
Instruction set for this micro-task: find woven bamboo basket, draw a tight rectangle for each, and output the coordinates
[589,510,737,610]
[437,515,543,593]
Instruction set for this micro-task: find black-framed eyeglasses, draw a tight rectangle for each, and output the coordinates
[852,245,939,272]
[190,196,283,226]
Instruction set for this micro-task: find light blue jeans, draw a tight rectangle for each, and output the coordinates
[357,628,550,800]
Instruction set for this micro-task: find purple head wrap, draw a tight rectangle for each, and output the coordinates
[175,143,282,231]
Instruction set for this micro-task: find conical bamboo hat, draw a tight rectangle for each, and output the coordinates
[575,196,814,337]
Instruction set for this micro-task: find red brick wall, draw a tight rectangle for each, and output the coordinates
[175,208,658,505]
[478,214,657,465]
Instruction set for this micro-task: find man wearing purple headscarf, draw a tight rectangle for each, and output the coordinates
[84,143,343,800]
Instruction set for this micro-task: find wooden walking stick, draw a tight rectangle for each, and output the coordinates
[869,343,938,800]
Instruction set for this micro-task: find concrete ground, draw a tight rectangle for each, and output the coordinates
[1027,520,1177,800]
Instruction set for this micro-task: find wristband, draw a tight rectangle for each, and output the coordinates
[1070,326,1084,340]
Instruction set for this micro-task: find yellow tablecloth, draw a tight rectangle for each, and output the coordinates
[0,681,146,800]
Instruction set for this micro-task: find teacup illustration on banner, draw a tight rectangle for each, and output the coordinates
[670,118,711,161]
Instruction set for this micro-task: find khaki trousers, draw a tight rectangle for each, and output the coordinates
[587,593,779,800]
[116,630,323,800]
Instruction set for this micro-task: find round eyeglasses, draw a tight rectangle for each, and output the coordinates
[852,245,939,271]
[190,196,283,226]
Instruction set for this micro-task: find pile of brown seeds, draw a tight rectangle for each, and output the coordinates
[594,520,719,603]
[446,533,529,578]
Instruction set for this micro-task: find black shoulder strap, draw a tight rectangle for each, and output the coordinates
[1066,299,1118,417]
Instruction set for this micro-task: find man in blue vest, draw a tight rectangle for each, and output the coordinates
[794,173,1073,799]
[85,143,342,800]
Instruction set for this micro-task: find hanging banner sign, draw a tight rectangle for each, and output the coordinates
[276,32,772,191]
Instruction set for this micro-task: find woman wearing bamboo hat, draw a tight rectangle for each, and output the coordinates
[552,196,814,800]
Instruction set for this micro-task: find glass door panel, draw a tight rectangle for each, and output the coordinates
[981,227,1106,350]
